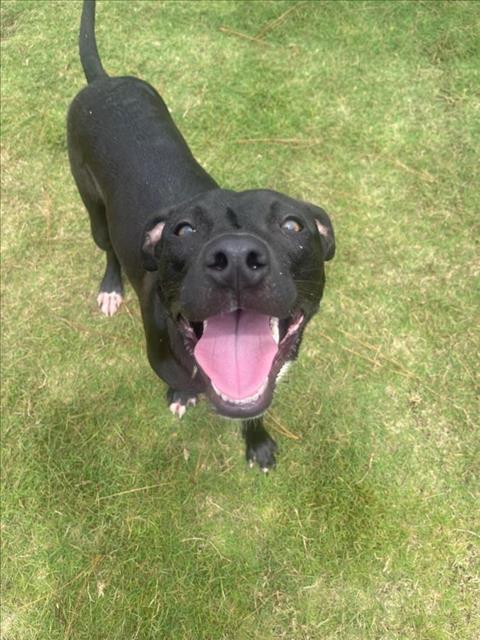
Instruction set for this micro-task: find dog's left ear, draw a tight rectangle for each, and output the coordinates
[310,205,335,261]
[141,216,166,271]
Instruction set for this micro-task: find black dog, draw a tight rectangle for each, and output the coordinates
[67,0,335,471]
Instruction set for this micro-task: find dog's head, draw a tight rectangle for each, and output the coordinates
[142,189,335,418]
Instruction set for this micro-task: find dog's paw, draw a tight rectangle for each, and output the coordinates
[167,390,197,419]
[97,291,123,317]
[246,437,278,473]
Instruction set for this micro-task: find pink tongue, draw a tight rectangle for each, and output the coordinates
[194,310,278,400]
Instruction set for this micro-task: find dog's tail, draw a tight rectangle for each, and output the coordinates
[79,0,108,83]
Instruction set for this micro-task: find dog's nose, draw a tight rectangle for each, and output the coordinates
[204,234,269,289]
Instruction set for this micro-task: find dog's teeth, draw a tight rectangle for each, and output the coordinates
[212,380,268,405]
[269,317,280,344]
[277,361,291,382]
[285,313,304,337]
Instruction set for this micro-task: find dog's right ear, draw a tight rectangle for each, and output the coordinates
[141,216,166,271]
[309,205,335,262]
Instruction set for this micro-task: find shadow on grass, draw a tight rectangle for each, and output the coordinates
[16,372,415,636]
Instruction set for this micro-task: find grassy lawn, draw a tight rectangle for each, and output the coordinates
[1,1,479,638]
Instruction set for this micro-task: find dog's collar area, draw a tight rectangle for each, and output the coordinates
[177,308,304,414]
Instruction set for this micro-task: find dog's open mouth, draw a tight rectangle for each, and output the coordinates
[179,309,304,417]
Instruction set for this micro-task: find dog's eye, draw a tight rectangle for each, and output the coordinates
[281,218,303,233]
[175,223,195,237]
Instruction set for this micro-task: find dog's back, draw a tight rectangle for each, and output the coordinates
[67,1,215,282]
[68,76,214,213]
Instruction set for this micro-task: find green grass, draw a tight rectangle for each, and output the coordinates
[1,1,479,638]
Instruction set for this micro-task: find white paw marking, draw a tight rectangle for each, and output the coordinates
[169,402,186,419]
[97,291,123,317]
[169,396,197,419]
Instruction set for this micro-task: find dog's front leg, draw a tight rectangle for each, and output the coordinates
[147,349,201,418]
[144,330,201,419]
[242,418,277,472]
